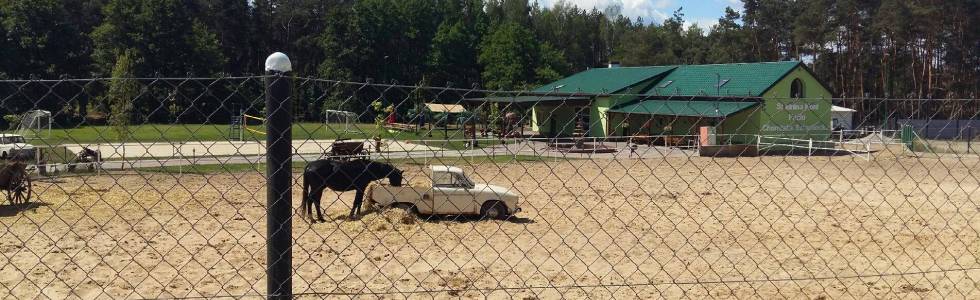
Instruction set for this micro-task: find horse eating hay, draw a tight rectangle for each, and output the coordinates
[302,159,403,222]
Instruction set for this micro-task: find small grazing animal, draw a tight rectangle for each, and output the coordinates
[301,159,403,222]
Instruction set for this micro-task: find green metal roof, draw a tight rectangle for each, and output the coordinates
[463,96,591,104]
[646,61,801,97]
[532,66,676,94]
[608,100,759,117]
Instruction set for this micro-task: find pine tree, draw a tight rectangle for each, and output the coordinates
[479,22,567,90]
[708,7,750,63]
[90,0,224,77]
[0,0,94,77]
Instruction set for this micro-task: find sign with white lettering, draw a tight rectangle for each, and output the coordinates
[761,99,831,135]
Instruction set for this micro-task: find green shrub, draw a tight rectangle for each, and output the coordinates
[3,114,21,130]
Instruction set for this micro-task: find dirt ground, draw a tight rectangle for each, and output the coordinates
[2,150,980,299]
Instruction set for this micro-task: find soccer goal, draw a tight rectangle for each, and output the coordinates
[16,110,52,138]
[325,110,360,133]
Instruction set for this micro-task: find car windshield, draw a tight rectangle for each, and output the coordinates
[1,136,24,144]
[433,171,473,188]
[454,173,473,188]
[433,172,453,186]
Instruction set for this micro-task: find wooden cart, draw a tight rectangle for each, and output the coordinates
[0,162,32,205]
[327,140,369,161]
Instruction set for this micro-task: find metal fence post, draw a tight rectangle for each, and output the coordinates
[265,52,293,300]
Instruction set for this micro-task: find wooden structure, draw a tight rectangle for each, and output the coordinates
[327,140,369,160]
[424,103,466,113]
[384,122,418,132]
[67,147,102,172]
[0,162,32,204]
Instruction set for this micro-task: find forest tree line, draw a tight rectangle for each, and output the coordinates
[1,0,978,124]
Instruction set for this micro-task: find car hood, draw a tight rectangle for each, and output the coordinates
[472,184,517,198]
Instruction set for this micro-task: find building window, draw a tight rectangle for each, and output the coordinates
[790,79,805,98]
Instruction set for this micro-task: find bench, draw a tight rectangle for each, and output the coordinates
[627,136,684,147]
[384,123,417,132]
[629,135,653,145]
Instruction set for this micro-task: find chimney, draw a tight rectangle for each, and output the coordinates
[608,61,621,68]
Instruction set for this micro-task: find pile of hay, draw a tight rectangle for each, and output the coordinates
[355,208,418,232]
[339,183,419,232]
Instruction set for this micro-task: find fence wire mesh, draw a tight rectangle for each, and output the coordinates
[0,75,979,299]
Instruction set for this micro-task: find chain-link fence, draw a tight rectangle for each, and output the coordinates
[0,70,978,299]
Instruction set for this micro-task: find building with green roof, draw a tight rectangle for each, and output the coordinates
[507,61,833,145]
[533,66,676,94]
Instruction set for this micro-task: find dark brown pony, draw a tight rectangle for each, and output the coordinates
[301,159,403,222]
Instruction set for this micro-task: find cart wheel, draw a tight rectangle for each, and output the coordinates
[7,172,31,205]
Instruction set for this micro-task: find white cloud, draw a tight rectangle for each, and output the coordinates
[716,0,744,13]
[536,0,739,26]
[536,0,675,23]
[685,17,719,31]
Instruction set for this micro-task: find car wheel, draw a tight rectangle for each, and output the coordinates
[480,201,508,220]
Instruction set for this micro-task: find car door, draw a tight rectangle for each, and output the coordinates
[431,172,477,214]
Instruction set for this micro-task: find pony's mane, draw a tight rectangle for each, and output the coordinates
[368,160,397,173]
[340,159,399,176]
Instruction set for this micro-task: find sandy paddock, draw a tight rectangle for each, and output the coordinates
[2,151,980,299]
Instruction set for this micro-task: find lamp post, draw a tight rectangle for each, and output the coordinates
[264,52,293,300]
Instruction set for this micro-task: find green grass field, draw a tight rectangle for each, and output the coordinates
[18,122,482,150]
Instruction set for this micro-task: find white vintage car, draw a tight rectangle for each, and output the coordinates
[368,165,520,219]
[0,134,35,160]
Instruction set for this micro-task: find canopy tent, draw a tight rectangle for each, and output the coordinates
[608,100,759,118]
[425,103,466,113]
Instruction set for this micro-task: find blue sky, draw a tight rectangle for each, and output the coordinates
[535,0,743,29]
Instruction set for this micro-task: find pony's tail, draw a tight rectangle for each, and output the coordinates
[301,172,310,217]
